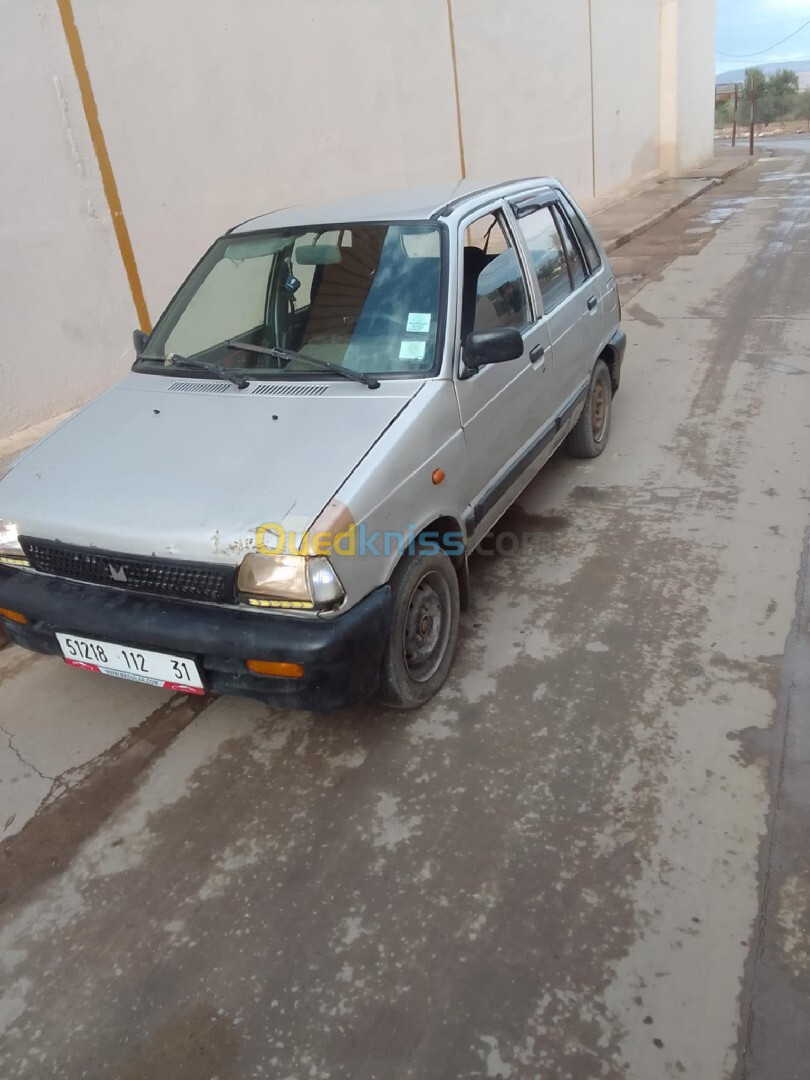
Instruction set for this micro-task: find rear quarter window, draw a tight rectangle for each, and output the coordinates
[561,196,602,275]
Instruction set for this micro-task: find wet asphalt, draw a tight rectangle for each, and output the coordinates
[1,147,809,1079]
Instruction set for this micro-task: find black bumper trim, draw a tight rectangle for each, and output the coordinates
[606,328,627,390]
[0,567,392,711]
[608,328,627,361]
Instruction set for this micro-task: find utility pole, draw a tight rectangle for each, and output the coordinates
[732,83,739,147]
[749,80,756,156]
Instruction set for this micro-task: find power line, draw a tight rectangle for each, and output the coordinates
[716,17,810,59]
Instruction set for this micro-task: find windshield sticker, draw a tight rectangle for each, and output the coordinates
[399,340,427,362]
[406,313,431,334]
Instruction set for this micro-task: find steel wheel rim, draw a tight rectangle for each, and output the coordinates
[402,571,452,683]
[591,375,609,443]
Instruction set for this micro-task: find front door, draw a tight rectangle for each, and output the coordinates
[453,206,554,531]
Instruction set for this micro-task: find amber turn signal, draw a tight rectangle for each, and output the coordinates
[247,659,305,679]
[0,607,28,624]
[432,469,446,485]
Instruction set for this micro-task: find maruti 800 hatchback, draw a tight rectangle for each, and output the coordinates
[0,178,625,710]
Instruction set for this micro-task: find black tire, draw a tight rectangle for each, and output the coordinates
[565,358,612,459]
[378,551,460,709]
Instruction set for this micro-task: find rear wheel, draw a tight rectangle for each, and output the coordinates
[379,551,460,709]
[565,358,612,459]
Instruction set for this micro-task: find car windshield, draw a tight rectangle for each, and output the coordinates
[138,223,445,379]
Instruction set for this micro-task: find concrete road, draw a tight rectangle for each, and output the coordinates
[718,133,810,155]
[1,152,809,1080]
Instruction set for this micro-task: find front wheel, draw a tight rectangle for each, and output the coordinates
[565,358,612,459]
[378,551,460,709]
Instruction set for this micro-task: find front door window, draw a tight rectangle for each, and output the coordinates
[460,213,530,340]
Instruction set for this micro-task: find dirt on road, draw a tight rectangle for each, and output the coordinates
[1,151,809,1080]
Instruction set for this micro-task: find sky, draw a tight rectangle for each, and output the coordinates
[716,0,810,74]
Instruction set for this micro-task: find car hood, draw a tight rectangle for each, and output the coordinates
[0,374,422,563]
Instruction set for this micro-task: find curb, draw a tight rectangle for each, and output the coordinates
[0,626,8,652]
[678,157,757,183]
[603,179,717,254]
[709,157,758,181]
[603,158,755,255]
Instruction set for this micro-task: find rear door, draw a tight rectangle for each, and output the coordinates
[558,191,617,341]
[554,203,603,372]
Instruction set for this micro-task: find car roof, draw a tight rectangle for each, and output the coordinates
[230,177,561,233]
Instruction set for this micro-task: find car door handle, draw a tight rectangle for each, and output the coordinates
[530,344,545,363]
[587,296,599,312]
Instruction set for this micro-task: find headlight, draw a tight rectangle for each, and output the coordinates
[0,520,29,568]
[237,553,344,611]
[308,557,346,606]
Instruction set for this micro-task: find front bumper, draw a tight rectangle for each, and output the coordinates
[0,567,392,711]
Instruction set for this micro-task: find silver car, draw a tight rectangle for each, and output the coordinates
[0,178,625,710]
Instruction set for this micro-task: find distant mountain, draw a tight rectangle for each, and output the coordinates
[717,60,810,84]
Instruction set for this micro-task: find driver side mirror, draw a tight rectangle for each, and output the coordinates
[463,328,524,375]
[133,328,149,355]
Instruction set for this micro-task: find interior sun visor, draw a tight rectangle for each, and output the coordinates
[295,244,343,266]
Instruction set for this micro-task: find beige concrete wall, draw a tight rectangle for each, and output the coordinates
[452,0,594,198]
[661,0,716,174]
[673,0,716,171]
[0,0,716,441]
[0,0,134,441]
[591,0,662,196]
[71,0,462,322]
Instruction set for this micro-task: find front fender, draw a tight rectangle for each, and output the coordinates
[324,381,469,612]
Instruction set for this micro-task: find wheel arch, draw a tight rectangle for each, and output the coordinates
[390,513,470,613]
[599,333,625,395]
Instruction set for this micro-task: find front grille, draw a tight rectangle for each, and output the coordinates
[20,538,236,605]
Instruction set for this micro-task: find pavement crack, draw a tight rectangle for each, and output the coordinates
[0,722,55,782]
[0,692,211,912]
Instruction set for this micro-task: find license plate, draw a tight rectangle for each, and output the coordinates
[56,633,205,695]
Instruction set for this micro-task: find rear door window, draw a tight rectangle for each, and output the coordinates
[553,205,587,290]
[514,205,573,314]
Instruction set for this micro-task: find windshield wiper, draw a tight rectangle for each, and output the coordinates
[139,353,249,390]
[227,341,380,390]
